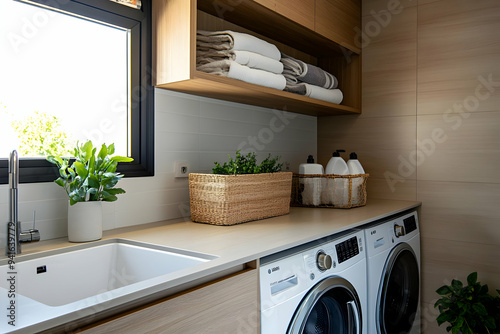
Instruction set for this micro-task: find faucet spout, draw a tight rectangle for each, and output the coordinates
[6,150,40,256]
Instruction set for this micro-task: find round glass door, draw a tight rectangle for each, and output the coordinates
[288,277,362,334]
[378,243,419,333]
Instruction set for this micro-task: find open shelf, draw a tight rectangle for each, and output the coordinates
[153,0,361,117]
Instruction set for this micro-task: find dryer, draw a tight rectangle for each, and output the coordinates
[260,229,367,334]
[364,210,421,334]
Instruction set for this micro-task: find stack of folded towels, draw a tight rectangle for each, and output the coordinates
[196,30,286,91]
[280,54,343,104]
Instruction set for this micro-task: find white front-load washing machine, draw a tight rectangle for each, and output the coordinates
[364,210,421,334]
[260,229,367,334]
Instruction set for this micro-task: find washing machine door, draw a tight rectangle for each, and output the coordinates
[378,243,419,333]
[288,277,362,334]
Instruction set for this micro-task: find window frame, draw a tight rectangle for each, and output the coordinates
[0,0,154,184]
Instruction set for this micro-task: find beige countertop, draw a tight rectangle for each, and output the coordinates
[1,198,420,333]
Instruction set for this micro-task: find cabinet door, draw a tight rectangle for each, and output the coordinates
[315,0,361,53]
[276,0,315,30]
[81,268,259,334]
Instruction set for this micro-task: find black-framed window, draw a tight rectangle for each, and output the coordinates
[0,0,154,184]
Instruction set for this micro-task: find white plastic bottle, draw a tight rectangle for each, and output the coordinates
[347,152,365,174]
[298,155,324,206]
[323,150,349,206]
[325,150,349,175]
[347,152,365,205]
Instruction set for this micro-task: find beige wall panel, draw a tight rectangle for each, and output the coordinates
[362,0,416,18]
[417,152,500,183]
[416,112,500,183]
[421,246,500,303]
[318,115,417,179]
[417,180,500,244]
[417,0,440,5]
[418,0,500,115]
[417,112,500,151]
[367,177,417,201]
[362,6,417,117]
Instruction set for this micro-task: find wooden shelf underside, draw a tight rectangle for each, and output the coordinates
[157,72,360,117]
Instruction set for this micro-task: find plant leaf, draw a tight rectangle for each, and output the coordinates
[73,161,88,179]
[98,144,107,161]
[110,155,134,163]
[108,143,115,155]
[54,178,65,187]
[88,174,100,188]
[102,194,118,202]
[467,272,478,286]
[437,312,452,326]
[105,188,126,195]
[472,303,488,316]
[485,316,496,328]
[437,285,452,295]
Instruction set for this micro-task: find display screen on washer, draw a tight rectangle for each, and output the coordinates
[403,215,417,234]
[335,236,359,264]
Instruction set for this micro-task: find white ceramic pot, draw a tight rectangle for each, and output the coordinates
[67,201,103,242]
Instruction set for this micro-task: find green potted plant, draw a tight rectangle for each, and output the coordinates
[47,140,133,242]
[435,272,500,334]
[189,151,292,226]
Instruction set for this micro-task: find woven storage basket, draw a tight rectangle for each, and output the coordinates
[291,173,368,209]
[189,172,293,226]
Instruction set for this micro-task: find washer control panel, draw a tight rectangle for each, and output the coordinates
[335,236,360,264]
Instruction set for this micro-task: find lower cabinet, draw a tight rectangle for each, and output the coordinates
[80,266,259,334]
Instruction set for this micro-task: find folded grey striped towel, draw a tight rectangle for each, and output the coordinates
[281,54,338,89]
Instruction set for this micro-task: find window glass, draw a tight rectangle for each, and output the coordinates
[0,0,129,158]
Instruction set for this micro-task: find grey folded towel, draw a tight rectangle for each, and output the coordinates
[281,54,338,89]
[283,76,343,104]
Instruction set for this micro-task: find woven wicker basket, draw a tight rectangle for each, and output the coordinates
[189,172,293,226]
[291,173,368,209]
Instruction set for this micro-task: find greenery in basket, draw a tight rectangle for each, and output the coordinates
[47,140,134,205]
[213,150,283,175]
[435,272,500,334]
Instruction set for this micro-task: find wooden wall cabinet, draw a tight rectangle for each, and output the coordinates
[253,0,315,30]
[153,0,361,116]
[315,0,361,53]
[80,267,259,334]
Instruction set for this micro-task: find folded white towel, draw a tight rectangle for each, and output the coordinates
[197,30,281,61]
[234,50,283,74]
[196,49,283,74]
[227,62,286,91]
[283,78,343,104]
[306,84,343,104]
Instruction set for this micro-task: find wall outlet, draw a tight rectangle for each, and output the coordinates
[174,161,190,178]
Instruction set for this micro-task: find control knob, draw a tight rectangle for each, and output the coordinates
[316,252,332,271]
[394,224,405,238]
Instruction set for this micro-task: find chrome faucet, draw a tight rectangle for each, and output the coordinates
[6,150,40,256]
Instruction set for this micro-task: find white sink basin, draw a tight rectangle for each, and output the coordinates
[0,239,216,307]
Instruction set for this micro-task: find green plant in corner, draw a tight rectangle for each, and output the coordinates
[435,272,500,334]
[47,140,134,205]
[212,150,283,175]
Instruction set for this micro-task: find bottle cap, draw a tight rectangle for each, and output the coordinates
[307,155,315,163]
[332,149,345,157]
[350,152,358,159]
